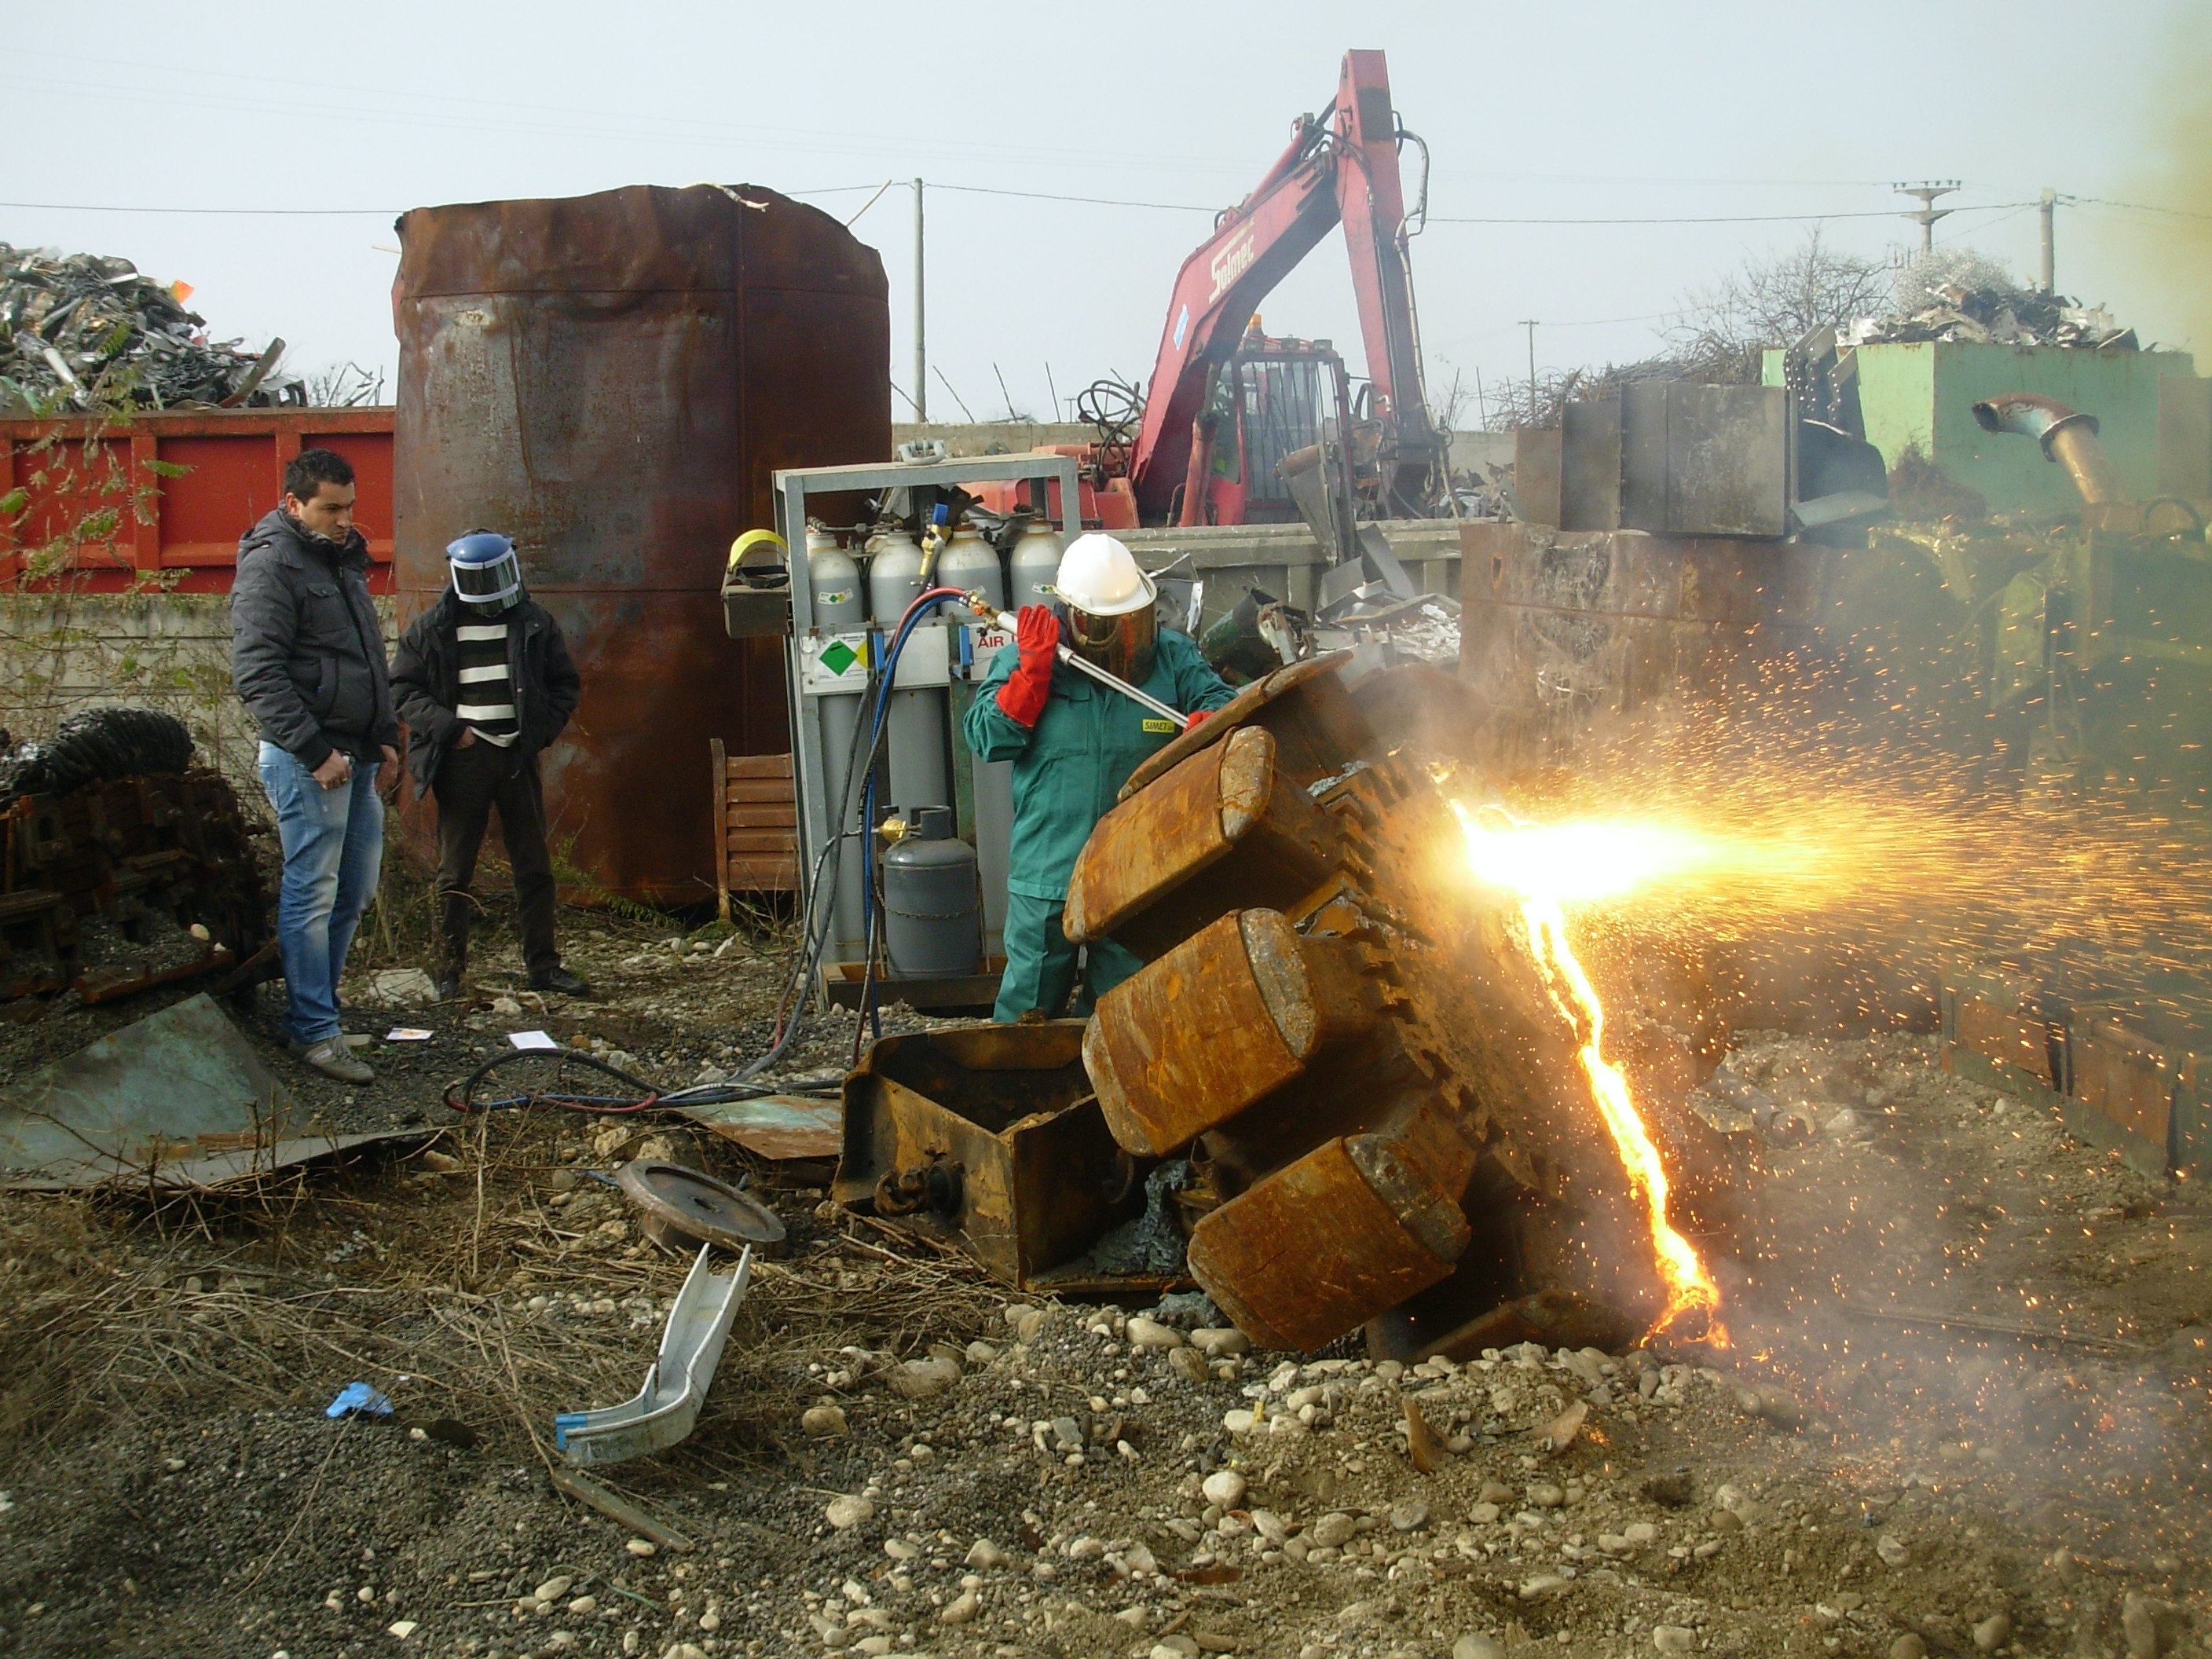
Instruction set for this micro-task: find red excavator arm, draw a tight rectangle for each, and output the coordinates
[1127,49,1441,525]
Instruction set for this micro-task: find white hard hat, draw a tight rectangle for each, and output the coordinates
[1053,533,1155,617]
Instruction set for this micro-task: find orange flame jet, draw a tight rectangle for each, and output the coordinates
[1455,804,1730,1347]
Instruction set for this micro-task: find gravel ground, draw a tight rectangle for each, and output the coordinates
[0,921,2206,1659]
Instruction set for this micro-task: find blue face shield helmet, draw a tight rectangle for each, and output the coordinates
[447,531,522,613]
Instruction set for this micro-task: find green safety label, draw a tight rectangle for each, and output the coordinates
[819,639,859,676]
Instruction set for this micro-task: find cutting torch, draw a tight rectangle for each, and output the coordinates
[961,591,1190,731]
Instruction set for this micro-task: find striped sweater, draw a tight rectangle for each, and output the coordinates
[454,620,518,746]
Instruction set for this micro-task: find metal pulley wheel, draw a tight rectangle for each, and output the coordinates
[614,1160,786,1256]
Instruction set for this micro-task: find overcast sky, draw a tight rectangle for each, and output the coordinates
[8,0,2206,426]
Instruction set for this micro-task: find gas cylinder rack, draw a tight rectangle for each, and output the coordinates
[767,455,1083,1010]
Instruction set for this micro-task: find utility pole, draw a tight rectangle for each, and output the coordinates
[913,178,927,422]
[1894,180,1961,254]
[1518,320,1539,425]
[2038,188,2057,294]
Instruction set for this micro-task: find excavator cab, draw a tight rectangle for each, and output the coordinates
[1174,326,1355,528]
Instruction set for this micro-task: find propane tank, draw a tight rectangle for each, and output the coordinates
[1008,518,1064,611]
[865,525,950,826]
[935,523,1005,609]
[807,522,864,628]
[881,806,980,978]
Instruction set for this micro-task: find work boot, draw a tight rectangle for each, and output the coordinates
[294,1036,374,1084]
[529,965,591,998]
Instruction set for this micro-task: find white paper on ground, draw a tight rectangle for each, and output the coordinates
[507,1030,558,1051]
[385,1027,434,1042]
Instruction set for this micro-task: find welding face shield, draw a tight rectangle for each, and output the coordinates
[447,531,522,615]
[1063,599,1158,685]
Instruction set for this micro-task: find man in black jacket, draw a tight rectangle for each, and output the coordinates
[390,530,589,1002]
[229,448,399,1083]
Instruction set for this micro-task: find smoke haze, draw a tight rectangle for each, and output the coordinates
[2122,9,2212,352]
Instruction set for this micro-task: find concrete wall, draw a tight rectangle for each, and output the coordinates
[0,591,399,813]
[1449,431,1516,477]
[1119,519,1463,624]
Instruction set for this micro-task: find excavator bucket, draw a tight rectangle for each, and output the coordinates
[1064,654,1732,1355]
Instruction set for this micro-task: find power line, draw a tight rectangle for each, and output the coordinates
[2064,193,2212,222]
[925,182,1214,213]
[1933,203,2038,247]
[1541,309,1677,328]
[1428,203,2031,226]
[1,191,2156,234]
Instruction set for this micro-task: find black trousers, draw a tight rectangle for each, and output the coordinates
[434,740,558,976]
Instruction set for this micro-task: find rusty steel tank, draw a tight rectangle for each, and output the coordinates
[391,184,889,903]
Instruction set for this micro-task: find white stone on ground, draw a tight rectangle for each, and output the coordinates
[1201,1470,1247,1509]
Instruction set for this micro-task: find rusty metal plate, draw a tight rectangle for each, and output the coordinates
[0,992,293,1187]
[1454,518,1825,778]
[1951,996,2058,1089]
[678,1094,842,1162]
[1186,1136,1461,1353]
[2068,1005,2175,1150]
[1619,382,1787,539]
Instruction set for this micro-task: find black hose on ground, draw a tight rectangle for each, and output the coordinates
[442,1045,841,1115]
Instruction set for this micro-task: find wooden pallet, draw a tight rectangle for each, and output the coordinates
[711,742,798,917]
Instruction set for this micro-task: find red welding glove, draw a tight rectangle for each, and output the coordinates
[1185,709,1214,731]
[995,605,1060,728]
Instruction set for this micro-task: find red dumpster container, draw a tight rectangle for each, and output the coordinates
[0,408,394,592]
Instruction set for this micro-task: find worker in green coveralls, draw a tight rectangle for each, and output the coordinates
[964,533,1235,1023]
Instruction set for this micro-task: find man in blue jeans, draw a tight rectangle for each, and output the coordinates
[229,449,400,1083]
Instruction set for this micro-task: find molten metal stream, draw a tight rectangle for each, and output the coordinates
[1455,805,1730,1347]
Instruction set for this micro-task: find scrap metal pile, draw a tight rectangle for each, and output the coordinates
[0,243,299,412]
[839,657,1737,1358]
[0,709,269,1004]
[1848,283,2135,350]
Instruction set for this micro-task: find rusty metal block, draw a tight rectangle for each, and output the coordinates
[1063,725,1339,959]
[832,1023,1170,1294]
[1084,910,1382,1157]
[1187,1135,1464,1353]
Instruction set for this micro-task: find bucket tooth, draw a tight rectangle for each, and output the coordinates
[1186,1134,1465,1353]
[1064,724,1340,959]
[1085,910,1380,1157]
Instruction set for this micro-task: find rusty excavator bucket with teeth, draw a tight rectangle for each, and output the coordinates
[1062,654,1724,1358]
